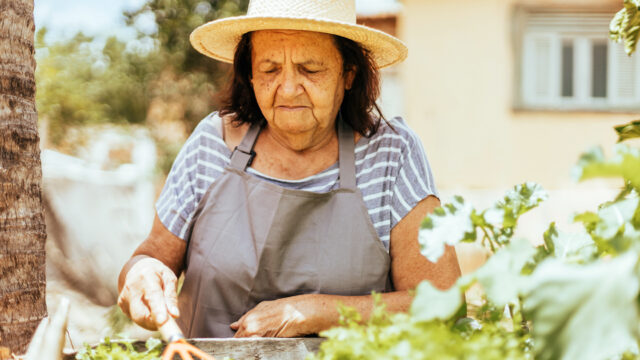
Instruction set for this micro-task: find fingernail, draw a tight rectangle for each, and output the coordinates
[170,306,180,315]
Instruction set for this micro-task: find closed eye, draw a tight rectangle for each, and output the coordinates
[300,67,322,74]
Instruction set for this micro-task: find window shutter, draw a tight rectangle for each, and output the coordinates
[610,42,639,105]
[523,34,554,105]
[520,11,640,110]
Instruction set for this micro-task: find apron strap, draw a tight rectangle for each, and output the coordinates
[338,113,357,190]
[229,121,262,170]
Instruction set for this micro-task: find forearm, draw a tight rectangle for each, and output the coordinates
[306,291,413,333]
[118,215,187,293]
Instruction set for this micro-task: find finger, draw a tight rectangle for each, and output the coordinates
[129,298,154,330]
[161,271,180,317]
[233,327,245,338]
[231,313,247,332]
[143,288,168,325]
[117,292,131,318]
[233,319,250,338]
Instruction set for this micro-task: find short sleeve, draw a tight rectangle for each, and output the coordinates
[155,113,229,240]
[390,120,439,229]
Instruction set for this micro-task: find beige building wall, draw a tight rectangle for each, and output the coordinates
[399,0,638,191]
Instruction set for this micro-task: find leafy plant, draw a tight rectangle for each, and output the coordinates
[312,120,640,360]
[75,337,162,360]
[311,295,528,360]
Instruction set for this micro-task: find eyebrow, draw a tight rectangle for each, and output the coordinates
[258,59,325,66]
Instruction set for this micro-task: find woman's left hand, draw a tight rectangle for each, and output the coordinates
[231,295,321,337]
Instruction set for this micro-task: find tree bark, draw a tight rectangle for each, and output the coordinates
[0,0,47,355]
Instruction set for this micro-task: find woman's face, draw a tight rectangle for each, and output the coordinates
[250,30,353,151]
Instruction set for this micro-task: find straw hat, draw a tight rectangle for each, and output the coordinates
[189,0,408,69]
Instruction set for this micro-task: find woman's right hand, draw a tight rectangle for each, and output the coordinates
[117,256,180,330]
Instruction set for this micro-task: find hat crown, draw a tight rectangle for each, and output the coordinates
[247,0,356,24]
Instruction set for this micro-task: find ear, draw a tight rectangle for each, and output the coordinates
[344,66,356,90]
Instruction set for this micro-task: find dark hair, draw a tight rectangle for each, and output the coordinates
[218,32,385,137]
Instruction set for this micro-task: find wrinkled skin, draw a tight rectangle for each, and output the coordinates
[118,256,179,330]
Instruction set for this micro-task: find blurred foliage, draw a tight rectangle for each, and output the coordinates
[36,30,160,148]
[610,0,640,55]
[105,305,133,336]
[124,0,248,76]
[35,0,249,173]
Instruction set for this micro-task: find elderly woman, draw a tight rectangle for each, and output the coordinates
[118,0,461,338]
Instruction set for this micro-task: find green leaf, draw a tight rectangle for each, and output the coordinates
[474,238,536,307]
[489,183,548,245]
[542,222,558,254]
[573,211,600,228]
[410,280,464,322]
[574,144,640,190]
[496,182,548,221]
[615,120,640,142]
[543,223,596,263]
[591,197,640,254]
[419,196,475,262]
[523,253,640,360]
[610,0,640,55]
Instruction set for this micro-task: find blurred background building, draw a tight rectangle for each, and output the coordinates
[362,0,639,264]
[33,0,639,347]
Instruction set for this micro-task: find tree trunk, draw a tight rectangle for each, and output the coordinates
[0,0,47,355]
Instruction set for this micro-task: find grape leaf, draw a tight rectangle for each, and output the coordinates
[474,238,536,307]
[577,197,640,255]
[523,253,640,360]
[615,120,640,142]
[610,0,640,55]
[419,196,475,262]
[543,223,596,263]
[574,144,640,190]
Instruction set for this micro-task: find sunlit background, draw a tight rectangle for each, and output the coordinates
[33,0,640,347]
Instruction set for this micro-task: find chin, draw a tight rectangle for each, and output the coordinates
[273,117,316,134]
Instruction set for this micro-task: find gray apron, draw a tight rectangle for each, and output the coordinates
[177,116,391,338]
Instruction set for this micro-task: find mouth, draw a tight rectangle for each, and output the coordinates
[276,105,308,111]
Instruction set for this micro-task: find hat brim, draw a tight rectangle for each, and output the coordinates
[190,16,408,69]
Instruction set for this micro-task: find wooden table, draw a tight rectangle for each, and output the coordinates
[63,337,325,360]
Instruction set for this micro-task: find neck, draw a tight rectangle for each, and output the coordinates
[253,125,341,180]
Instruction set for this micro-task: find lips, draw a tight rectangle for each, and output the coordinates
[276,105,308,111]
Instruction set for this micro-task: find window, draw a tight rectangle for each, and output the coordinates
[518,11,640,111]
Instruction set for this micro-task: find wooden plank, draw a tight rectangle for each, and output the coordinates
[63,337,325,360]
[190,338,324,359]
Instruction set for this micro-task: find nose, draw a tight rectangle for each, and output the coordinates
[277,65,303,99]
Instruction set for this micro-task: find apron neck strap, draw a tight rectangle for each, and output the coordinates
[338,113,357,190]
[229,121,262,170]
[229,114,357,190]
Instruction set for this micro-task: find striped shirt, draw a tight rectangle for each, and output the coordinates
[156,112,438,250]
